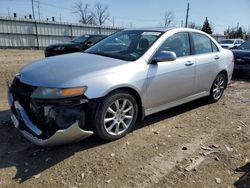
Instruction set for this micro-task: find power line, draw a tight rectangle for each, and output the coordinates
[33,0,72,11]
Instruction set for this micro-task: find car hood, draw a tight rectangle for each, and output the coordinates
[232,49,250,59]
[19,52,129,88]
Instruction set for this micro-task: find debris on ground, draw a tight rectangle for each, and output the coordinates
[185,157,206,172]
[81,173,85,179]
[238,120,247,127]
[34,174,41,179]
[153,130,160,134]
[225,145,234,152]
[200,145,213,151]
[182,146,188,150]
[106,179,112,184]
[215,177,221,184]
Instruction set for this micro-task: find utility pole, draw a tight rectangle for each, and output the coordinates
[185,2,189,28]
[8,8,10,17]
[37,0,40,20]
[31,0,35,19]
[181,20,183,27]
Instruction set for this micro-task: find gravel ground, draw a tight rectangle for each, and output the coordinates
[0,49,249,188]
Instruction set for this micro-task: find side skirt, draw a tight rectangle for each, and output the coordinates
[145,91,209,116]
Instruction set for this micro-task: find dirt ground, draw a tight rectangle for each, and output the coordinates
[0,49,249,188]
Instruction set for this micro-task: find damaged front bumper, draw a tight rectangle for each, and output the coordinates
[7,81,93,146]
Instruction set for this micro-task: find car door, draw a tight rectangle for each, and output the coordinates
[191,32,221,93]
[146,32,196,109]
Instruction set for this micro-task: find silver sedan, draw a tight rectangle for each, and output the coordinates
[7,28,234,146]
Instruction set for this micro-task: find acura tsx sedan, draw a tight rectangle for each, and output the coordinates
[7,28,234,146]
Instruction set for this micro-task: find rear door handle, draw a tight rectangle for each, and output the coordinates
[185,61,194,66]
[214,55,220,60]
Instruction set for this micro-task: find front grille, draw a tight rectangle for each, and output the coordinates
[10,78,40,127]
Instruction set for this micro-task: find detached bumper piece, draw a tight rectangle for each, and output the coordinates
[8,78,93,146]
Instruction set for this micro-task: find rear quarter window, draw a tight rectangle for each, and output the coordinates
[211,41,219,52]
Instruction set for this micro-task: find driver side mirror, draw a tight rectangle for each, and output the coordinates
[151,51,176,64]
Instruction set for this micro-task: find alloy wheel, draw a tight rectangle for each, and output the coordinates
[104,98,134,136]
[212,74,225,100]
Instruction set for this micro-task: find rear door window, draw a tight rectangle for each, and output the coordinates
[192,33,213,55]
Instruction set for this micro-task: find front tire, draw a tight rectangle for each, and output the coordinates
[93,91,138,141]
[209,73,226,102]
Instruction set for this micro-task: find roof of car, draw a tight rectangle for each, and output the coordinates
[80,34,106,37]
[222,38,244,41]
[123,27,208,34]
[124,27,175,32]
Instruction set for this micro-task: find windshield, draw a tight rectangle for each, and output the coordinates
[237,40,250,50]
[219,39,234,44]
[85,30,163,61]
[72,35,89,43]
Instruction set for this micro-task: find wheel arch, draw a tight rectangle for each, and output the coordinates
[104,87,145,121]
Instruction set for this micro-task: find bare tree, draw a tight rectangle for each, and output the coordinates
[73,1,96,25]
[188,22,196,29]
[163,11,174,27]
[188,22,202,30]
[94,2,110,26]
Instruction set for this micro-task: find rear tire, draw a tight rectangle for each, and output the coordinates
[209,73,226,102]
[93,91,138,141]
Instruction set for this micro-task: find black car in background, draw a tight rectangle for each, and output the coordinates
[45,34,106,57]
[232,40,250,77]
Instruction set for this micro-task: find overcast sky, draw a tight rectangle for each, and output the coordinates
[0,0,249,34]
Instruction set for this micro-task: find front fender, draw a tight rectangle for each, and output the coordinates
[84,62,147,100]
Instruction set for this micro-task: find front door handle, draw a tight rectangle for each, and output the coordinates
[185,61,194,66]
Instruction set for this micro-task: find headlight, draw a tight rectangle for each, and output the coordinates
[31,87,87,99]
[53,46,65,50]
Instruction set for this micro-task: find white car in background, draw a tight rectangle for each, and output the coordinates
[219,39,244,49]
